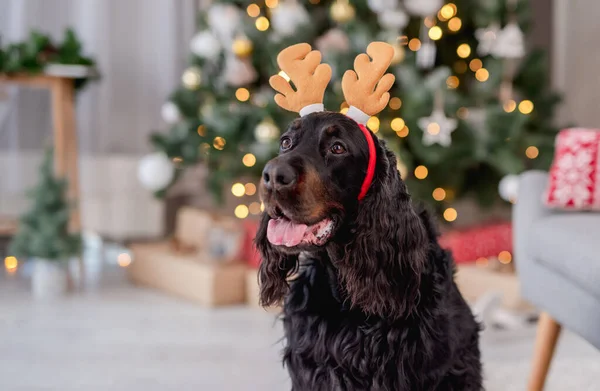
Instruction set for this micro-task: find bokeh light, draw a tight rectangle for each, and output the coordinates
[443,208,458,222]
[235,205,249,219]
[415,165,428,179]
[457,43,471,58]
[231,183,245,197]
[433,188,447,201]
[242,153,256,167]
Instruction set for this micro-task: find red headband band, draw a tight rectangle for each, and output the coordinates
[356,123,376,201]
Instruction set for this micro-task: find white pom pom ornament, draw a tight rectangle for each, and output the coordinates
[190,31,221,60]
[271,1,310,37]
[498,174,520,202]
[138,153,175,192]
[367,0,398,13]
[161,102,181,124]
[404,0,442,17]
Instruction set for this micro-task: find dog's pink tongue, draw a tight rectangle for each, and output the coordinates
[267,218,308,247]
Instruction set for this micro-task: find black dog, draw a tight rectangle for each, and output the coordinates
[256,112,482,390]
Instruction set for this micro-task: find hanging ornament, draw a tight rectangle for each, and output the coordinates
[207,4,241,45]
[367,0,399,13]
[254,118,280,143]
[161,102,182,124]
[271,0,310,37]
[418,109,457,147]
[498,174,520,202]
[491,22,525,59]
[417,42,436,69]
[415,16,437,70]
[232,35,253,58]
[223,55,258,87]
[404,0,443,17]
[418,109,458,147]
[138,153,175,192]
[378,9,409,30]
[190,31,221,60]
[330,0,356,23]
[475,23,500,56]
[418,90,457,147]
[316,29,350,54]
[181,67,202,90]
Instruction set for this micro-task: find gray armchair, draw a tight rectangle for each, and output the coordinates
[514,170,600,390]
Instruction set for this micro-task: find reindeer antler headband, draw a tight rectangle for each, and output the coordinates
[269,41,395,124]
[269,41,396,200]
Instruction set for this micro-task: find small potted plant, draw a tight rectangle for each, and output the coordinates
[43,28,97,82]
[9,149,81,298]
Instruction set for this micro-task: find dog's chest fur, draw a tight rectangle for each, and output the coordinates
[281,256,482,391]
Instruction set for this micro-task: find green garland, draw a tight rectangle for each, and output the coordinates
[0,28,98,89]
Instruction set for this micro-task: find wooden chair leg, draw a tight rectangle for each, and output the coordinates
[528,312,562,391]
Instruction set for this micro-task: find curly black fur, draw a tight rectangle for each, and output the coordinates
[255,112,482,390]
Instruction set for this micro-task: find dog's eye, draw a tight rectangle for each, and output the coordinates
[280,137,293,151]
[330,143,346,155]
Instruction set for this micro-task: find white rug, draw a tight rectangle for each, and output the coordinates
[1,268,599,391]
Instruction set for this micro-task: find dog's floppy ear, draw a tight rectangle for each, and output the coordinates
[255,213,298,307]
[337,141,428,319]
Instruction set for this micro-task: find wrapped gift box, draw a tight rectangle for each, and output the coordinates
[439,221,512,264]
[174,207,213,249]
[129,242,247,306]
[241,220,262,269]
[128,207,247,306]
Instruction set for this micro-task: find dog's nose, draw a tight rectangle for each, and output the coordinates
[262,161,297,191]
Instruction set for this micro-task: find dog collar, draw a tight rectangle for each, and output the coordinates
[356,123,376,201]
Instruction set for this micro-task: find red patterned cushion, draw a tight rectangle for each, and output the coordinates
[544,128,600,210]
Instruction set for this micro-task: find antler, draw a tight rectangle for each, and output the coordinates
[269,43,332,114]
[342,42,396,117]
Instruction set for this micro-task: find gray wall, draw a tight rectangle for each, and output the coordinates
[553,0,600,127]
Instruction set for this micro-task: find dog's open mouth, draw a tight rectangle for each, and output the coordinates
[267,217,334,247]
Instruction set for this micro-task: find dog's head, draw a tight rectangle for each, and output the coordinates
[259,112,364,252]
[256,111,428,318]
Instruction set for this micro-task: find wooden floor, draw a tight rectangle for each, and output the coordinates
[1,266,599,391]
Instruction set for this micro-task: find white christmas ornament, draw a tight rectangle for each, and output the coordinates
[378,9,409,30]
[161,102,181,124]
[418,109,458,147]
[475,24,500,56]
[491,22,525,59]
[207,4,241,44]
[190,31,221,60]
[316,29,350,53]
[498,174,520,202]
[271,1,310,37]
[404,0,442,16]
[416,42,437,69]
[254,120,280,143]
[224,56,258,87]
[138,153,175,192]
[367,0,398,13]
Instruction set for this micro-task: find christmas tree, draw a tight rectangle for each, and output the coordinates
[9,149,82,261]
[146,0,559,221]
